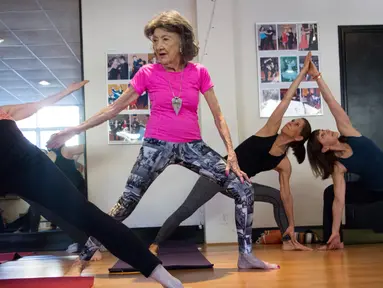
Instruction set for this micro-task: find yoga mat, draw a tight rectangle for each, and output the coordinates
[109,241,213,273]
[0,252,34,264]
[0,276,94,288]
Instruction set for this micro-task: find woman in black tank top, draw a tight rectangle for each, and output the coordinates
[306,61,383,250]
[147,52,315,256]
[0,81,181,287]
[50,145,86,195]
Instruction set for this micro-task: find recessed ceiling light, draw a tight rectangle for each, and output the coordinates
[0,38,4,44]
[39,80,50,86]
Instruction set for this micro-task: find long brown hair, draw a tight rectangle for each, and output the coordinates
[287,118,311,164]
[307,130,347,179]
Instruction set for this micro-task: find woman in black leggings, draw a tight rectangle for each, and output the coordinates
[147,53,315,256]
[0,81,183,288]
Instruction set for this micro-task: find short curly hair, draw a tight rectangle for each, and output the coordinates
[144,10,199,62]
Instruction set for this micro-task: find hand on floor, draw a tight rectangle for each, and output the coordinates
[317,242,344,251]
[327,232,341,249]
[283,227,313,251]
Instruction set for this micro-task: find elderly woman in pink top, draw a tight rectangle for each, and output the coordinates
[48,10,279,272]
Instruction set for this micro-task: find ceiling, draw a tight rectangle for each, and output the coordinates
[0,0,83,106]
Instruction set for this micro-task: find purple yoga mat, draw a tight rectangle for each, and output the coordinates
[109,242,214,272]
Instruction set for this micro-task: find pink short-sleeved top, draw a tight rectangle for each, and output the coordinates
[130,62,214,143]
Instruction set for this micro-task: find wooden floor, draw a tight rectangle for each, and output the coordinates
[1,243,383,287]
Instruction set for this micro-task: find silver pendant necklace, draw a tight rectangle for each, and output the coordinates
[166,67,184,115]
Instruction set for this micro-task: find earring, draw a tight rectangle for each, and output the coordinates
[180,47,183,54]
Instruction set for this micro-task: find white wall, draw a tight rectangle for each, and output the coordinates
[81,0,383,242]
[196,0,240,243]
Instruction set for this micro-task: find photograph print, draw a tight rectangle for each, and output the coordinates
[148,53,158,64]
[107,54,130,80]
[280,88,300,102]
[301,88,322,115]
[108,84,149,111]
[297,23,318,51]
[280,56,298,82]
[260,89,280,117]
[299,55,319,81]
[280,88,306,117]
[109,114,150,144]
[256,24,277,51]
[108,84,128,105]
[129,54,149,79]
[260,57,279,83]
[277,24,297,50]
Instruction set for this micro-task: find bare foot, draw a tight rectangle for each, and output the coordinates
[317,243,344,251]
[282,240,296,251]
[282,240,313,251]
[238,253,280,270]
[90,249,102,261]
[66,258,87,276]
[149,244,159,256]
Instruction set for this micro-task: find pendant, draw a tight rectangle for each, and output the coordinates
[171,96,182,115]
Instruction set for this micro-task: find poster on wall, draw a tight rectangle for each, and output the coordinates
[255,22,322,118]
[106,52,157,144]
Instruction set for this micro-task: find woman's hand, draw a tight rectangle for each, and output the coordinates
[65,80,89,94]
[226,151,250,183]
[47,129,78,149]
[283,226,313,251]
[301,51,312,75]
[327,232,341,249]
[307,59,319,77]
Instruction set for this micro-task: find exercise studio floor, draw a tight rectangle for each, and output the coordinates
[1,243,383,287]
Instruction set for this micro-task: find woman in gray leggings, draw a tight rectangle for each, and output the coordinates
[150,53,316,255]
[152,178,291,249]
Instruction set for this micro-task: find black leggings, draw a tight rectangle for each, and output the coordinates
[323,181,383,243]
[153,176,289,245]
[2,139,160,277]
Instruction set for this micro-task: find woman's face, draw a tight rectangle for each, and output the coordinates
[317,129,340,148]
[281,118,305,139]
[152,28,181,66]
[112,59,119,68]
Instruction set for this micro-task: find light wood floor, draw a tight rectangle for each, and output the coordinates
[1,243,383,287]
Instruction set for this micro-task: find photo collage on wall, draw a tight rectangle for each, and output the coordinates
[106,53,157,144]
[255,23,322,118]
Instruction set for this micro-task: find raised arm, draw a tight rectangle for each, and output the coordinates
[308,62,360,137]
[47,86,139,149]
[2,81,88,121]
[257,52,311,137]
[203,87,249,183]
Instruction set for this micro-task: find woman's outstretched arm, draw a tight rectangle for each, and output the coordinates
[2,81,89,121]
[308,63,360,137]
